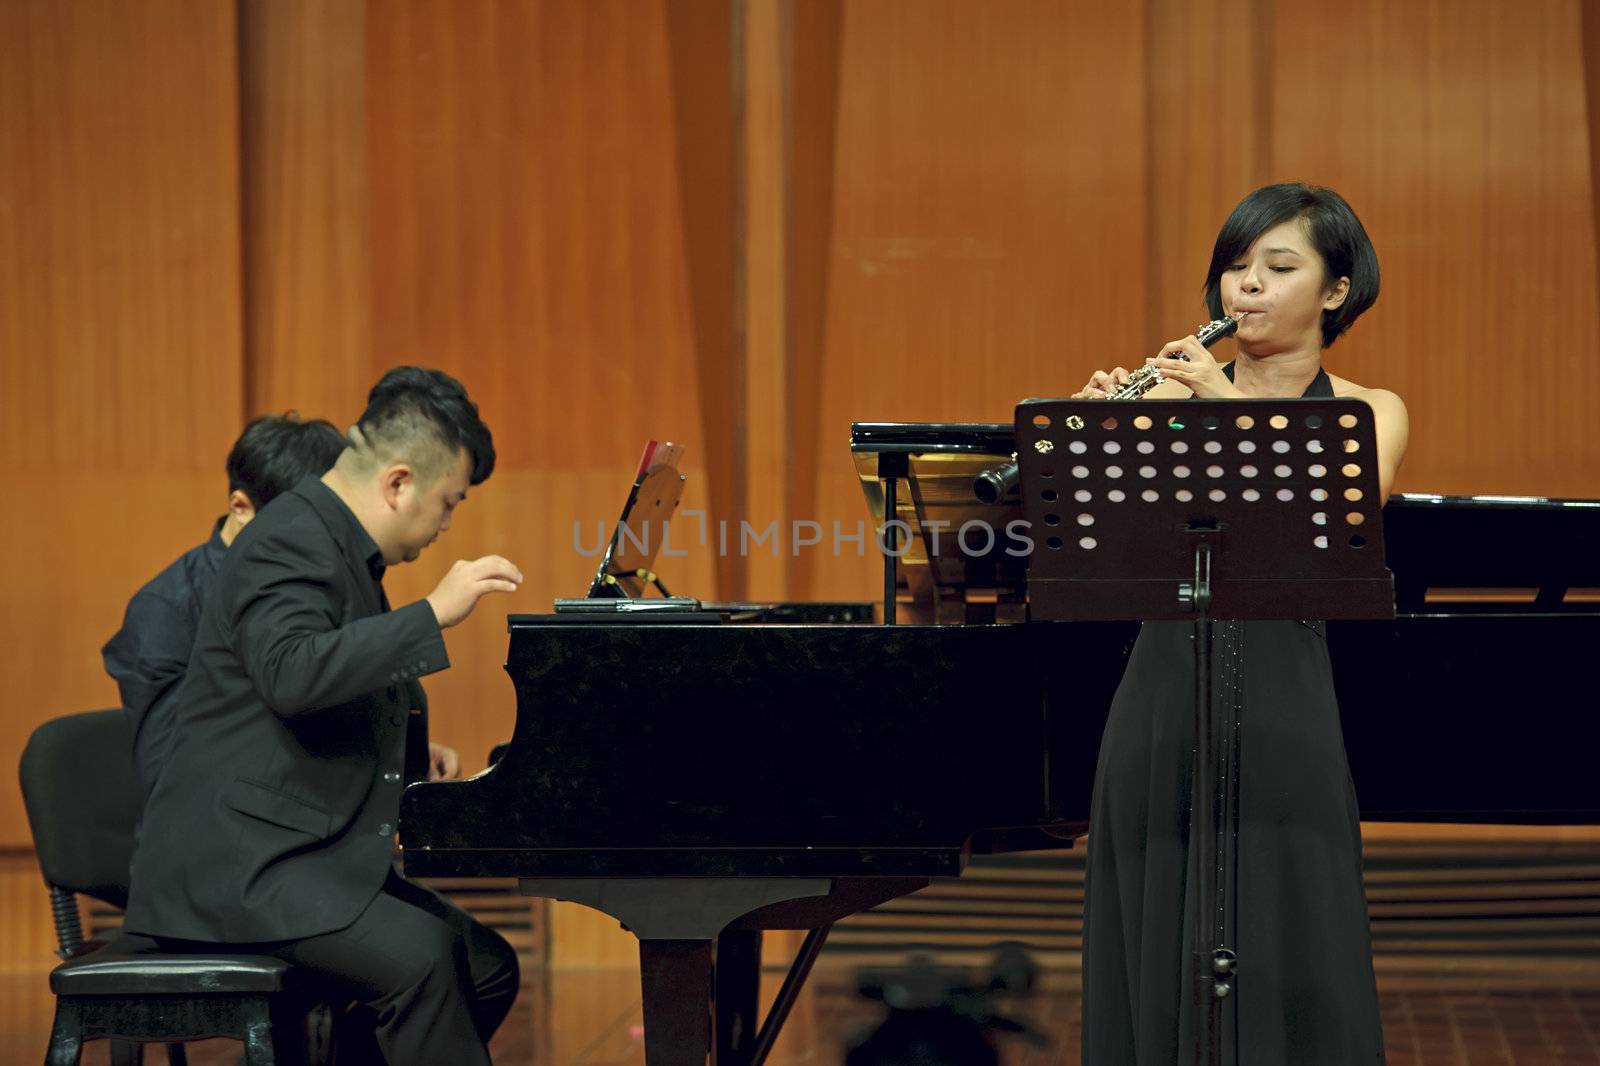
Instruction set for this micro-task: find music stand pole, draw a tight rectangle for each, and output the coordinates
[1184,536,1230,1066]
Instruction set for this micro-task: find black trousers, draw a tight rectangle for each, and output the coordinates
[161,871,519,1065]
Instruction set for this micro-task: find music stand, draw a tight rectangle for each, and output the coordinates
[1015,397,1394,1066]
[587,440,687,599]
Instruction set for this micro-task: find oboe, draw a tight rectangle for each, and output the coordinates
[1108,315,1240,399]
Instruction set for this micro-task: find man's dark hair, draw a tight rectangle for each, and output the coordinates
[354,367,495,486]
[1203,183,1380,348]
[226,413,349,509]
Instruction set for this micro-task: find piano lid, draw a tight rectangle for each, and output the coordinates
[850,421,1015,455]
[1384,493,1600,611]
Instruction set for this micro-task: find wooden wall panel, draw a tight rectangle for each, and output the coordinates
[784,0,845,602]
[240,0,372,420]
[0,0,244,847]
[364,0,722,963]
[1268,0,1600,499]
[1585,0,1600,336]
[1145,0,1272,352]
[665,0,743,600]
[799,0,1150,600]
[742,0,792,602]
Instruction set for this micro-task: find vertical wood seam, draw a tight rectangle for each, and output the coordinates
[1143,0,1159,357]
[235,0,253,424]
[1253,0,1273,184]
[729,0,750,600]
[779,0,796,596]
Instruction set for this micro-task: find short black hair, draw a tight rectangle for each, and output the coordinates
[355,367,495,486]
[226,413,349,509]
[1203,183,1380,348]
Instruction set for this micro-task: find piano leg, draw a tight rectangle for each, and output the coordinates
[522,879,838,1065]
[714,931,762,1066]
[640,939,715,1066]
[747,926,830,1066]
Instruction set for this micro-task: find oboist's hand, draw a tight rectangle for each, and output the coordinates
[1144,332,1243,399]
[427,742,461,781]
[426,556,523,629]
[1072,367,1134,399]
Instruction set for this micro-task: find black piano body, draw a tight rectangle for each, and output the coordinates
[1333,493,1600,823]
[403,618,1133,881]
[401,473,1600,1065]
[402,615,1132,1066]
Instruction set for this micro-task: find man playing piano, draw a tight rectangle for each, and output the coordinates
[123,367,524,1066]
[103,410,464,801]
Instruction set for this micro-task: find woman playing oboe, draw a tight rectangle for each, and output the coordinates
[1074,182,1408,1064]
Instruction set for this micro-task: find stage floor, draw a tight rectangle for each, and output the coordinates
[5,963,1599,1065]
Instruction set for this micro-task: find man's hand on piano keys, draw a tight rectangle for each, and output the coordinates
[425,555,524,628]
[427,742,461,781]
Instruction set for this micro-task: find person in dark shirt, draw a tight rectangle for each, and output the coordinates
[124,367,523,1065]
[103,413,352,796]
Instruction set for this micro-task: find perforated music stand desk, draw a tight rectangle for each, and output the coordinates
[1015,396,1394,1066]
[1017,399,1394,621]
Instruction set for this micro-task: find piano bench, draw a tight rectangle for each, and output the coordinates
[44,933,321,1066]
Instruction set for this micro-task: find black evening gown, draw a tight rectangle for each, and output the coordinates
[1080,367,1385,1065]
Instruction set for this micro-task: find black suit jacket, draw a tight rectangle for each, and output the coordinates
[103,516,435,801]
[124,478,449,943]
[101,519,228,797]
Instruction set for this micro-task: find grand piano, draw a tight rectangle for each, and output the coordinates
[399,421,1600,1066]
